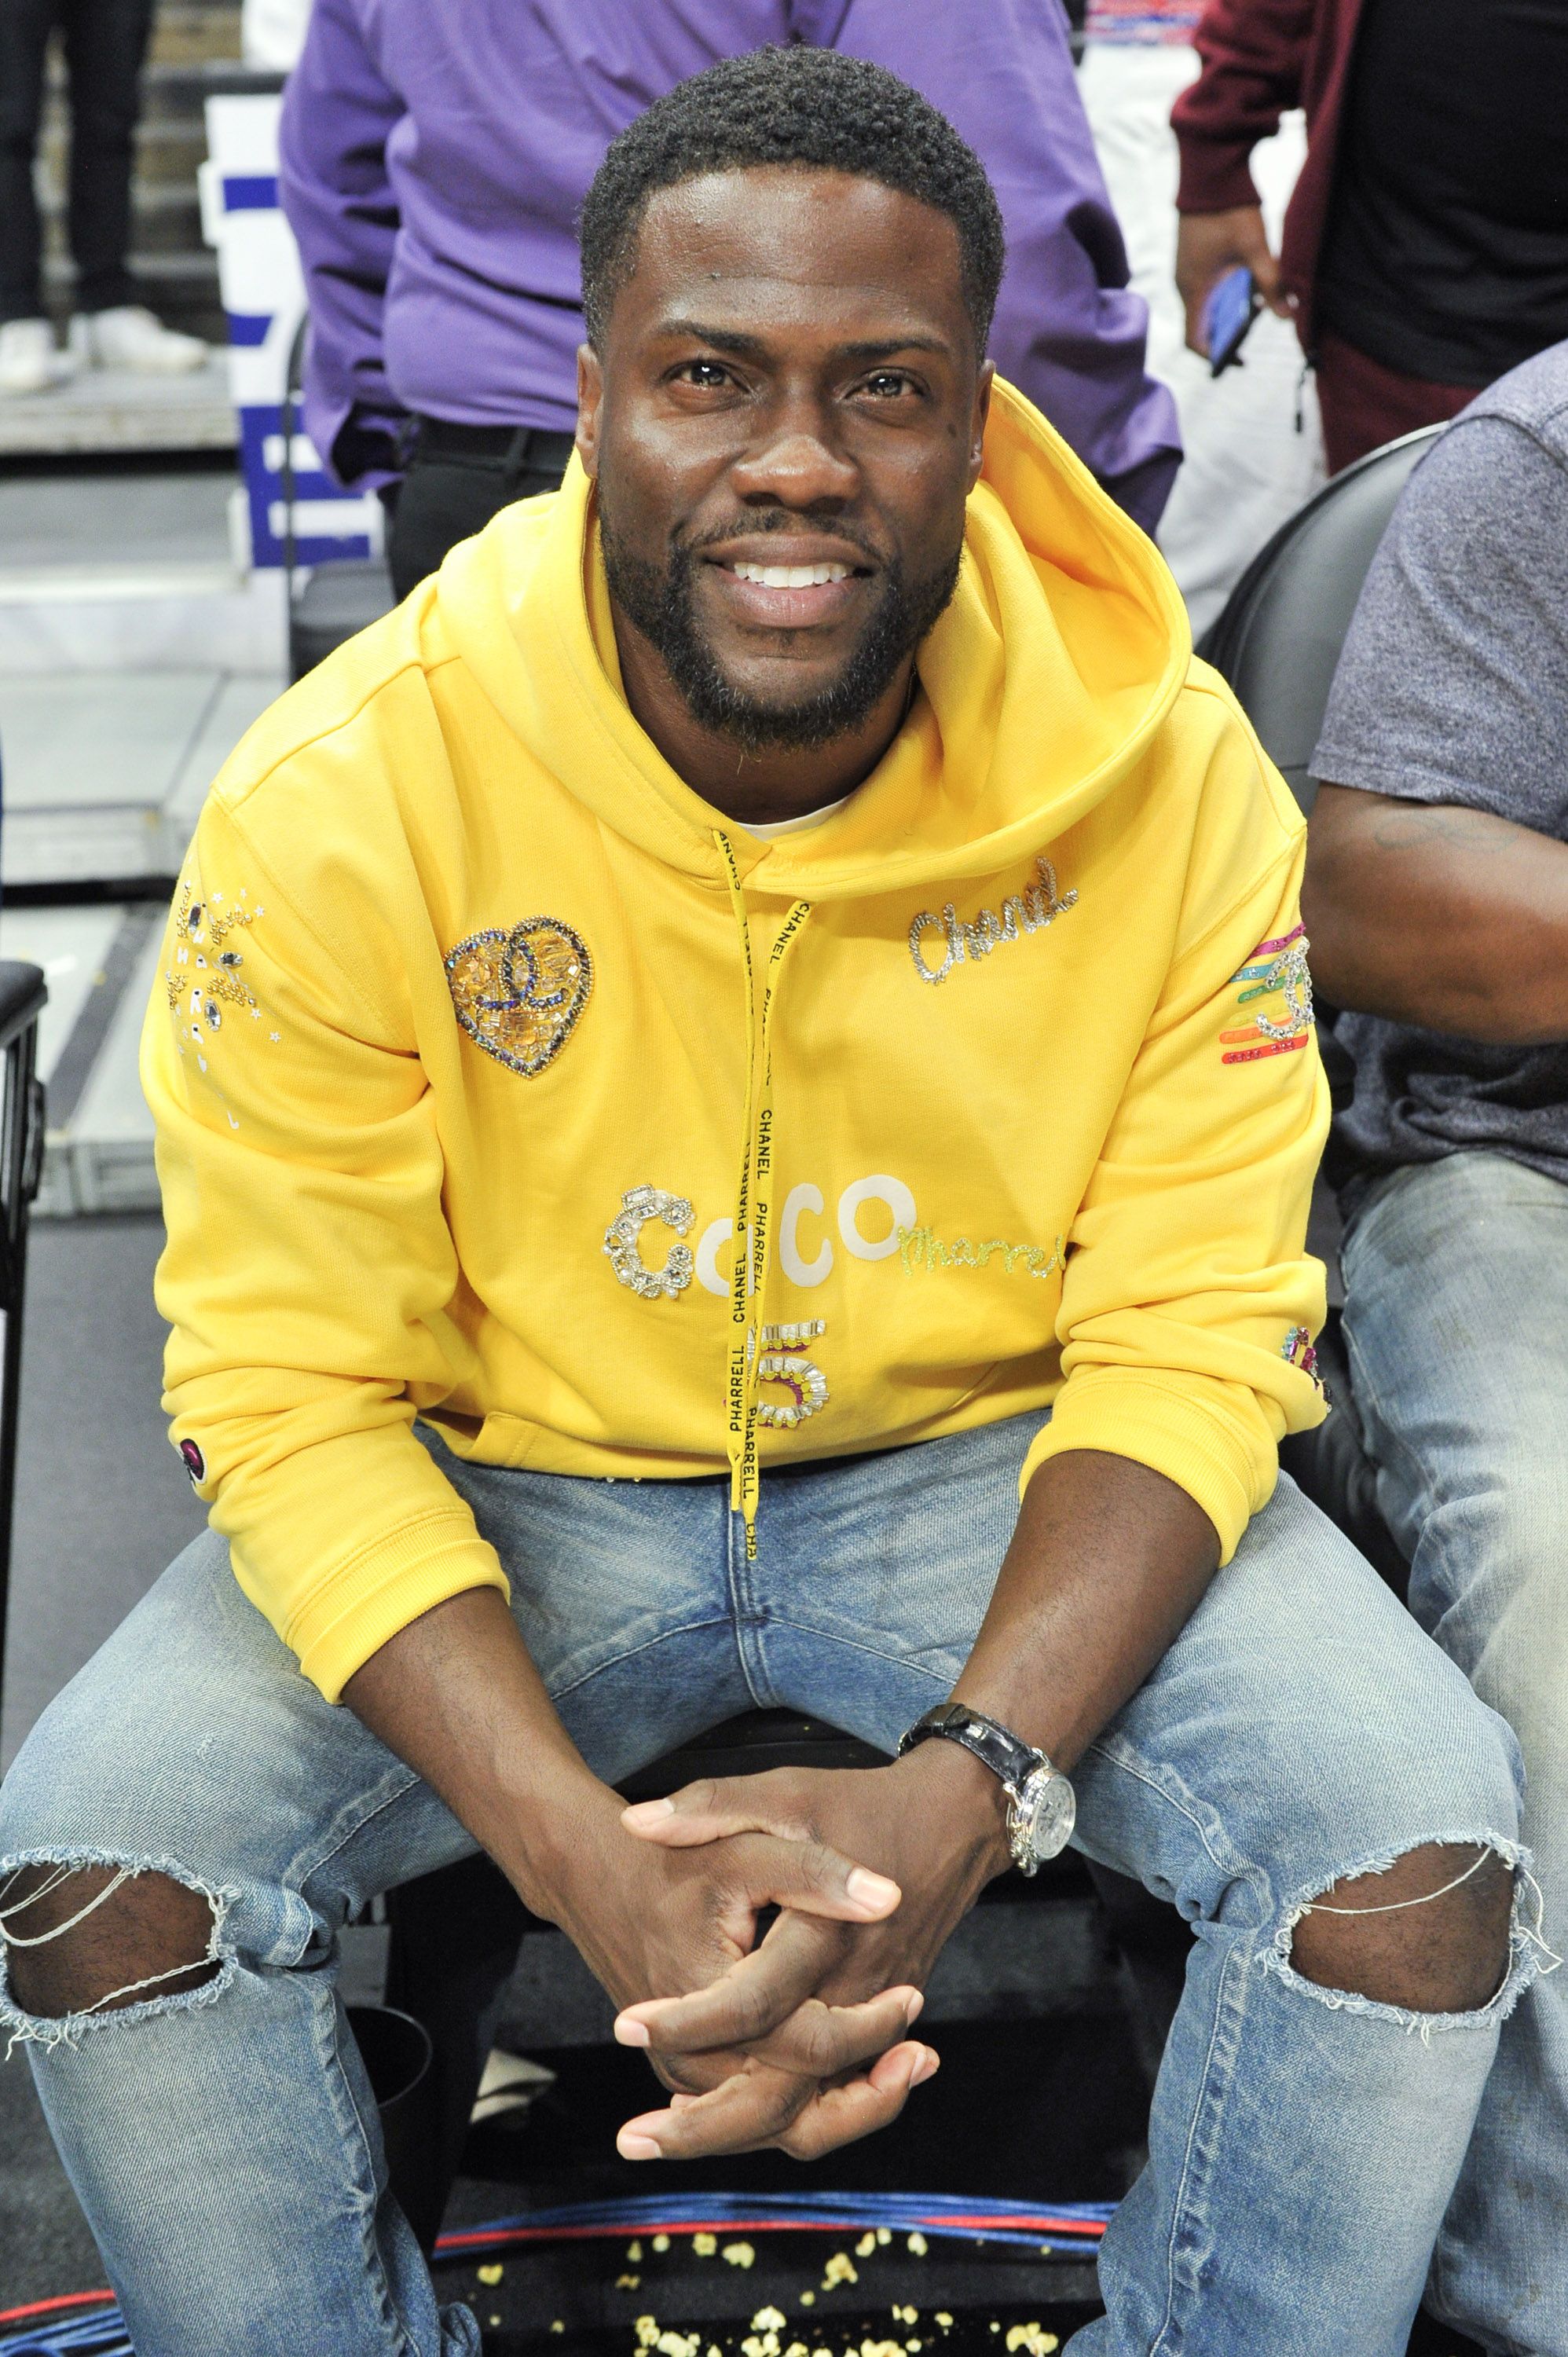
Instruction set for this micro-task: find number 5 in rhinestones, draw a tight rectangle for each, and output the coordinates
[755,1321,829,1428]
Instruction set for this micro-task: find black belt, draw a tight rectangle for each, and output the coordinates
[412,417,577,471]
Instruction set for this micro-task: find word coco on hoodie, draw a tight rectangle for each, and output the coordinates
[603,1175,920,1299]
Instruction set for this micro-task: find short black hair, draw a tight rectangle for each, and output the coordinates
[580,46,1006,356]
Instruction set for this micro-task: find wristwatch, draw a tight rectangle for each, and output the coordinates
[897,1703,1076,1876]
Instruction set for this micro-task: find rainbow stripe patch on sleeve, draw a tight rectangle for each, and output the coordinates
[1220,924,1315,1065]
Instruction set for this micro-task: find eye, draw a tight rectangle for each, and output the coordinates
[859,371,917,400]
[675,358,732,390]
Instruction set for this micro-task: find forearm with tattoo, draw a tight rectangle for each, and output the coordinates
[1304,784,1568,1044]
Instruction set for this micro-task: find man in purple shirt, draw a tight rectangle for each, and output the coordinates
[280,0,1181,597]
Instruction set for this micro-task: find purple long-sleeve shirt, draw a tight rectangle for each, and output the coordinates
[279,0,1181,532]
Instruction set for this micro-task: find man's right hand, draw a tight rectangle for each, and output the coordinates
[1175,204,1290,355]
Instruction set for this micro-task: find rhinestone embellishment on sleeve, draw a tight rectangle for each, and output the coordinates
[603,1186,695,1299]
[1220,925,1315,1065]
[446,918,593,1076]
[163,882,273,1103]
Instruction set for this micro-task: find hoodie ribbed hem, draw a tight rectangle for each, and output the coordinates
[1021,1368,1265,1563]
[279,1511,510,1703]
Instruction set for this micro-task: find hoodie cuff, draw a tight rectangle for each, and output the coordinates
[1174,146,1264,218]
[1021,1369,1269,1564]
[269,1511,510,1703]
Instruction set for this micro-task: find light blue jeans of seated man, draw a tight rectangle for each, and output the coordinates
[0,1408,1541,2357]
[1343,1148,1568,2357]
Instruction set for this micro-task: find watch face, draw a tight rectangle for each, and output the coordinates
[1014,1768,1076,1865]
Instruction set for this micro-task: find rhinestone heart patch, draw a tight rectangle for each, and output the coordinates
[445,917,593,1076]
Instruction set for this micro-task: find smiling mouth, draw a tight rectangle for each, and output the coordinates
[727,559,855,588]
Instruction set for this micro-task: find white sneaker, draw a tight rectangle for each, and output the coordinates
[0,317,71,398]
[71,306,208,376]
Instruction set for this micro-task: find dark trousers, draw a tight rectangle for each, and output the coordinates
[0,0,152,324]
[1314,327,1478,476]
[387,422,576,601]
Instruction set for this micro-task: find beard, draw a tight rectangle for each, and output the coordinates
[599,507,962,754]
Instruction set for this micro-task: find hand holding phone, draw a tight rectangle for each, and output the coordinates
[1203,265,1261,378]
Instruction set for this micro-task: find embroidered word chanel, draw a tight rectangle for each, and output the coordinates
[909,856,1077,986]
[446,917,592,1076]
[898,1226,1066,1281]
[603,1186,694,1300]
[1220,924,1314,1065]
[755,1321,828,1428]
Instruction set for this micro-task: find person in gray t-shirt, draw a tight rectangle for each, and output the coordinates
[1311,343,1568,1205]
[1303,340,1568,2356]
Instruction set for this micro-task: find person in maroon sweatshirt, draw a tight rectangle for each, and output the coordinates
[1170,0,1568,472]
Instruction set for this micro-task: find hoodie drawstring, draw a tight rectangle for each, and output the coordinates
[716,830,811,1561]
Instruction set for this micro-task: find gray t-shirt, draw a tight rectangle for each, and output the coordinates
[1311,339,1568,1204]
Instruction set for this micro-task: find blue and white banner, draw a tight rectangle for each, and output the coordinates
[199,96,383,570]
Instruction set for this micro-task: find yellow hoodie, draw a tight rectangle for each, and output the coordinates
[146,379,1328,1703]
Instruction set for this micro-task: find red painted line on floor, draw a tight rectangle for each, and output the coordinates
[434,2217,1105,2253]
[0,2287,117,2326]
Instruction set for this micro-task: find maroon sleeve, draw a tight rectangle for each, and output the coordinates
[1171,0,1316,214]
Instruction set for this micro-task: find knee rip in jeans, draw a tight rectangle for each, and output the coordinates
[0,1850,234,2055]
[1262,1834,1560,2040]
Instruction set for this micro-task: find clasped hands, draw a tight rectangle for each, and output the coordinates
[545,1742,1011,2161]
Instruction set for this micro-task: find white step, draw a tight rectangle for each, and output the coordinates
[2,669,281,890]
[0,354,235,458]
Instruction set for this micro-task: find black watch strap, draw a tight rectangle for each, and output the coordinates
[897,1702,1044,1794]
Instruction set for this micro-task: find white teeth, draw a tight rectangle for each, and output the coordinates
[731,560,852,588]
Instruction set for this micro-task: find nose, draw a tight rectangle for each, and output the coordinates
[730,425,859,512]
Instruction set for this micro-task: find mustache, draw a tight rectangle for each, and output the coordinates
[675,513,888,567]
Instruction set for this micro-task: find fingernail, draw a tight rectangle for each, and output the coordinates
[617,2132,662,2160]
[846,1868,900,1908]
[912,2047,940,2086]
[903,1989,925,2025]
[622,1798,675,1824]
[614,2014,651,2047]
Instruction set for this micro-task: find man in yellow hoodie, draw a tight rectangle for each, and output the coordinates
[0,49,1537,2357]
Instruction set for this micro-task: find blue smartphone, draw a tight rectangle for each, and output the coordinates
[1203,265,1260,376]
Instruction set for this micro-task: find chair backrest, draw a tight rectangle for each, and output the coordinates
[1197,424,1447,816]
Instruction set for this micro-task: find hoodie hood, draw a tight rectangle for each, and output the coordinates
[436,376,1191,904]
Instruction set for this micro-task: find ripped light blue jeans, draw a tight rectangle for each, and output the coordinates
[0,1409,1538,2357]
[1343,1149,1568,2357]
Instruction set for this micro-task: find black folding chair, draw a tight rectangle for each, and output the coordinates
[1199,424,1448,1592]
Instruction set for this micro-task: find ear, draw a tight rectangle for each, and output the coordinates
[967,360,995,489]
[575,343,604,480]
